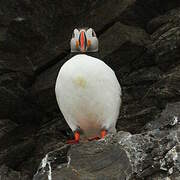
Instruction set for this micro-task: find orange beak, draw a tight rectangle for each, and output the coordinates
[79,31,87,52]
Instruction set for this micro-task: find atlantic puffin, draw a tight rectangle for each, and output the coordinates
[55,28,122,143]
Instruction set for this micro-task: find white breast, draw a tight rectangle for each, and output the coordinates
[55,54,121,138]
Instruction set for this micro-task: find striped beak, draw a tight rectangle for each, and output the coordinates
[79,31,87,52]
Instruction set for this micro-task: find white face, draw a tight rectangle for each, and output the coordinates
[70,28,98,53]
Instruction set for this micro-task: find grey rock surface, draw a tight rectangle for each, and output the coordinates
[0,165,30,180]
[33,106,180,179]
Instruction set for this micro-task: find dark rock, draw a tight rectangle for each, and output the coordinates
[0,123,37,179]
[116,7,180,133]
[33,118,180,179]
[82,0,135,32]
[0,0,180,179]
[144,102,180,131]
[147,8,180,71]
[122,67,162,86]
[99,22,150,69]
[0,119,17,138]
[147,7,180,34]
[0,165,30,180]
[33,135,133,180]
[0,36,38,123]
[0,135,35,169]
[146,65,180,102]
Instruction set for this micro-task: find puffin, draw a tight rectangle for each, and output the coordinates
[55,28,122,143]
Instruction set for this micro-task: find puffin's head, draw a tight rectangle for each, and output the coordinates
[70,28,98,53]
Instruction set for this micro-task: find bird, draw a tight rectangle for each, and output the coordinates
[55,27,122,143]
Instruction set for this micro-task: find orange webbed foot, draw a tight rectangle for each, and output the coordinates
[67,131,80,144]
[101,129,107,139]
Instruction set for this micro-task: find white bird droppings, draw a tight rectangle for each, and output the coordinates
[34,153,52,180]
[67,154,71,168]
[42,154,48,169]
[47,161,52,180]
[171,116,178,126]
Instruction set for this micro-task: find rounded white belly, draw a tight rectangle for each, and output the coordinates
[55,54,121,137]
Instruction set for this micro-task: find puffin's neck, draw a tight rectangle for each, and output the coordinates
[70,52,100,59]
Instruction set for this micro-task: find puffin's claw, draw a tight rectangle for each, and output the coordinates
[67,139,79,144]
[88,130,107,141]
[67,130,107,144]
[88,136,100,141]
